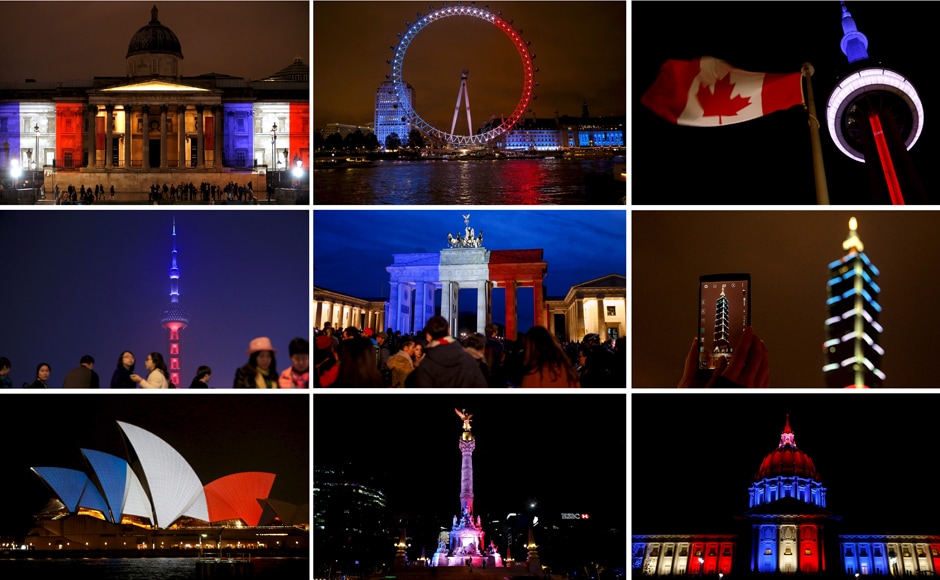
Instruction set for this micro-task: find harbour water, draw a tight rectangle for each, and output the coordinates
[0,556,308,579]
[313,157,625,205]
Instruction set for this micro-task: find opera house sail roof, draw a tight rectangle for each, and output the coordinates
[30,420,280,530]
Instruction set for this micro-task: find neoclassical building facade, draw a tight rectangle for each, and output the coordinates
[633,416,940,576]
[0,5,308,196]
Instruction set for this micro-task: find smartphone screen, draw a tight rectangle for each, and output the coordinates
[698,273,750,371]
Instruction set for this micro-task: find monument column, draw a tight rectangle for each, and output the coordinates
[505,280,518,340]
[399,282,414,334]
[196,105,205,168]
[177,105,186,168]
[160,105,168,169]
[533,282,545,329]
[575,294,586,340]
[141,105,150,169]
[595,293,606,340]
[123,104,132,167]
[104,105,114,168]
[388,282,401,331]
[458,427,475,516]
[476,280,488,334]
[84,104,95,167]
[441,281,459,337]
[213,106,223,168]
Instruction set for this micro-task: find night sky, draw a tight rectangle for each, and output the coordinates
[0,392,309,536]
[0,209,310,389]
[631,210,940,388]
[631,393,940,535]
[314,1,626,131]
[0,1,309,83]
[314,392,626,556]
[313,209,626,333]
[631,2,936,204]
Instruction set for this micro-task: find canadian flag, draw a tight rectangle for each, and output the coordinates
[641,57,804,126]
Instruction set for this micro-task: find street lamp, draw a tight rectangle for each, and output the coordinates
[270,123,277,172]
[34,123,40,170]
[10,159,21,189]
[698,557,704,578]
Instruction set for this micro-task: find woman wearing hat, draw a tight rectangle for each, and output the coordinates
[233,337,280,388]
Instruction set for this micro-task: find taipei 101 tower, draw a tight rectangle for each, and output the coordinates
[160,218,189,387]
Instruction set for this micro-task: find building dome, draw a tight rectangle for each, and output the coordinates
[755,415,820,481]
[127,5,183,59]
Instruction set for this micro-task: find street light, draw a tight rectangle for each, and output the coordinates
[10,159,21,189]
[271,123,277,172]
[34,123,40,170]
[698,557,704,578]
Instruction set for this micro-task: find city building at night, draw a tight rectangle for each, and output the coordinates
[826,2,926,203]
[0,4,309,199]
[633,415,940,576]
[823,217,885,388]
[27,420,308,551]
[374,80,414,150]
[160,218,189,386]
[544,274,625,343]
[489,113,625,152]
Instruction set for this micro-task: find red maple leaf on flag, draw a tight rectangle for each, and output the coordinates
[696,74,751,125]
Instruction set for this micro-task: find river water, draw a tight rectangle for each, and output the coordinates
[0,556,308,579]
[313,157,625,205]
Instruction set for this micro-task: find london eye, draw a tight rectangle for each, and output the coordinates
[387,3,537,147]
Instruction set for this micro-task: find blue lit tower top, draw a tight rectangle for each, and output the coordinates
[839,1,868,63]
[823,217,885,388]
[826,2,926,204]
[160,218,189,386]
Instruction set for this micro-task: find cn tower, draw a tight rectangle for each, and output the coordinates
[826,2,927,204]
[160,218,189,387]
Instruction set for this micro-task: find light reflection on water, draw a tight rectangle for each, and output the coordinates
[0,557,308,579]
[313,158,625,205]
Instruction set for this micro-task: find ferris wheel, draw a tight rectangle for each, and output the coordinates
[388,3,538,147]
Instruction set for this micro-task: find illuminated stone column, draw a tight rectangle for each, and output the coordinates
[475,280,488,335]
[504,279,517,341]
[177,105,186,168]
[213,106,222,168]
[196,105,205,168]
[596,293,606,339]
[104,105,114,168]
[160,105,168,168]
[141,105,150,169]
[123,104,132,167]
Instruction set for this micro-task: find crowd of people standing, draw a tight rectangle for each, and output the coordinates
[313,317,625,388]
[0,335,309,390]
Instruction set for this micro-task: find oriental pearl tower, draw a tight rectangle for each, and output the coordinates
[160,218,189,387]
[826,2,927,204]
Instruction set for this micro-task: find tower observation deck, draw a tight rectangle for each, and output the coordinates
[160,218,189,386]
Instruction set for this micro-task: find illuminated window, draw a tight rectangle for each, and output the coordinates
[784,548,793,556]
[606,305,616,316]
[765,549,772,555]
[805,549,812,556]
[847,548,855,557]
[695,550,702,557]
[722,547,732,556]
[664,548,673,557]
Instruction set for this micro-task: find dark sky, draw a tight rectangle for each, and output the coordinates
[631,2,935,204]
[314,392,626,537]
[632,393,940,535]
[313,209,626,332]
[0,1,309,83]
[0,392,309,536]
[0,209,310,389]
[632,210,940,388]
[313,1,626,131]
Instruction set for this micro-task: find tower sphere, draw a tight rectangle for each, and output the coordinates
[160,302,189,327]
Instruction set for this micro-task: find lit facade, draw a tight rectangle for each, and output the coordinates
[375,80,414,149]
[160,218,189,387]
[823,217,885,388]
[31,421,281,529]
[545,274,626,343]
[0,5,309,194]
[632,415,940,576]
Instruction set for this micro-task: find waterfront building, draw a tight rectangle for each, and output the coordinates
[374,80,414,149]
[502,118,563,151]
[160,218,189,387]
[28,420,308,550]
[322,123,375,138]
[822,217,885,387]
[0,5,309,197]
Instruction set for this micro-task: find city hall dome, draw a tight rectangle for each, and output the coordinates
[755,414,820,481]
[127,5,183,58]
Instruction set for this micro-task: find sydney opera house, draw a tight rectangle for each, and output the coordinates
[26,421,308,551]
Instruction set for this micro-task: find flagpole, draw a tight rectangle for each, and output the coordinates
[802,62,830,205]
